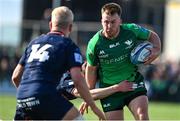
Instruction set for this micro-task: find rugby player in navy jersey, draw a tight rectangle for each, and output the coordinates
[11,6,106,120]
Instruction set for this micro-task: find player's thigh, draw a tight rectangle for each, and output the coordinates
[105,110,124,120]
[128,95,149,117]
[100,93,125,120]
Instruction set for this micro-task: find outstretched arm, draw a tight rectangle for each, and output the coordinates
[73,80,134,100]
[90,80,134,100]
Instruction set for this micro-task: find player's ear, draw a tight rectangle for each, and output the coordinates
[49,21,52,31]
[69,23,72,32]
[119,18,122,23]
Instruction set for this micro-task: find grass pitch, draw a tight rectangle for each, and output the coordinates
[0,94,180,120]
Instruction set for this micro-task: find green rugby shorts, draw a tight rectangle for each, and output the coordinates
[99,80,147,112]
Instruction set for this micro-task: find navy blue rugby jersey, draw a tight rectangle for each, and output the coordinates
[17,32,83,98]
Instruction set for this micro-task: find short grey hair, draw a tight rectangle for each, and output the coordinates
[51,6,74,29]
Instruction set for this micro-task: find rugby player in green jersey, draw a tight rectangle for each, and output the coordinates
[85,2,161,121]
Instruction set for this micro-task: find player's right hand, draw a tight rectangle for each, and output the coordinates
[112,80,134,92]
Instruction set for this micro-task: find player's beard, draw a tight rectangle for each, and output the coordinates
[105,28,119,39]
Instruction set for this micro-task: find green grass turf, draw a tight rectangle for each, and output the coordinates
[0,94,180,120]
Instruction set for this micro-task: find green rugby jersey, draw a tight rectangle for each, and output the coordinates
[86,23,150,85]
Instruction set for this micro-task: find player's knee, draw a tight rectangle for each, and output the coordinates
[137,108,149,120]
[138,113,149,120]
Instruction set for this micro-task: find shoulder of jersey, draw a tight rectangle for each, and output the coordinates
[121,23,137,29]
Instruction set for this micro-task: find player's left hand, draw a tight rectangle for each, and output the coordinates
[79,102,106,120]
[79,102,89,115]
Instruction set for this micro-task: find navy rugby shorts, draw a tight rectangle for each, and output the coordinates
[14,94,73,120]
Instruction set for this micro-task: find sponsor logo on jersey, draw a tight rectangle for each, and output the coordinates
[109,42,120,48]
[99,50,108,58]
[100,54,128,64]
[99,50,105,55]
[124,39,134,49]
[74,53,83,63]
[124,39,132,46]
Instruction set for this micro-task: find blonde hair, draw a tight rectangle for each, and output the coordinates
[101,3,122,17]
[51,6,74,29]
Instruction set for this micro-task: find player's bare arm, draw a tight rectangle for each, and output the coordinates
[85,63,98,89]
[11,64,24,88]
[78,81,134,115]
[145,31,161,65]
[70,67,106,120]
[73,80,134,100]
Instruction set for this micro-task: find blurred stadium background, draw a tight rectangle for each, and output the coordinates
[0,0,180,120]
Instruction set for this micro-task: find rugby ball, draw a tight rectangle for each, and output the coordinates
[130,41,153,64]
